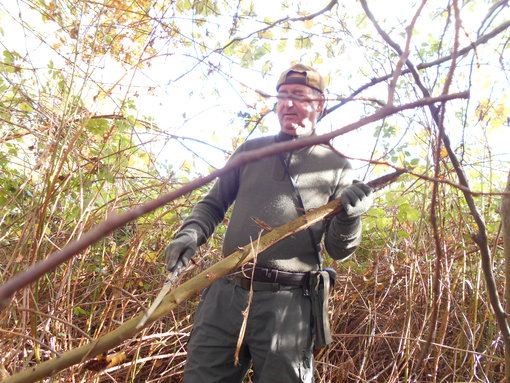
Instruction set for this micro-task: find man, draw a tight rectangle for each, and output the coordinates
[165,64,373,382]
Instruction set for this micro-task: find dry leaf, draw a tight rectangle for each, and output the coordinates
[105,352,127,368]
[82,352,127,372]
[82,355,109,372]
[0,363,10,380]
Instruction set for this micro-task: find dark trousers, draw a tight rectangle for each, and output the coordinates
[182,278,314,383]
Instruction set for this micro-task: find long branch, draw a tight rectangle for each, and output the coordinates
[0,91,468,308]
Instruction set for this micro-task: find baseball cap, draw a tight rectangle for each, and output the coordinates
[276,64,325,93]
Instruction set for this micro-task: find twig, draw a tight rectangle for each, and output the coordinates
[386,0,427,106]
[0,328,61,357]
[324,19,510,116]
[337,154,510,197]
[17,308,93,341]
[503,170,510,381]
[219,0,338,53]
[234,235,260,365]
[421,0,462,373]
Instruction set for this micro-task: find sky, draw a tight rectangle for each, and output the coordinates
[1,0,509,184]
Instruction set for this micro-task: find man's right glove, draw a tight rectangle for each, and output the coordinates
[164,228,199,274]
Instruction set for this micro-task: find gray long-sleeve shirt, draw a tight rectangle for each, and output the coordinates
[179,132,362,273]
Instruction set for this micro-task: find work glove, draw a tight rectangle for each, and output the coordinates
[164,228,199,274]
[338,181,373,220]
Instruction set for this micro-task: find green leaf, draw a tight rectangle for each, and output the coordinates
[19,102,34,114]
[240,50,253,68]
[253,45,269,60]
[73,306,88,316]
[276,39,287,53]
[176,0,192,12]
[3,50,14,64]
[86,118,109,136]
[1,50,15,73]
[295,36,312,50]
[224,40,240,56]
[406,208,420,222]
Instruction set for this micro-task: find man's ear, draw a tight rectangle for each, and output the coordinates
[316,93,326,113]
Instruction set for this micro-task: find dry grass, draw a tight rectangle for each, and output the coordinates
[1,219,505,383]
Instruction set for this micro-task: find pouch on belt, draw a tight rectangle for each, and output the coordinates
[308,268,336,350]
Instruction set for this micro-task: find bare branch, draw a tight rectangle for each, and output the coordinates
[219,0,338,53]
[338,154,510,197]
[503,170,510,381]
[325,19,510,116]
[386,0,427,106]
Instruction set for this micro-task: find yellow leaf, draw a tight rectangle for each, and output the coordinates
[260,106,270,115]
[303,19,314,29]
[128,152,150,170]
[143,251,158,263]
[106,352,127,368]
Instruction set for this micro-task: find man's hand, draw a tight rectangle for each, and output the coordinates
[339,181,373,219]
[164,230,198,274]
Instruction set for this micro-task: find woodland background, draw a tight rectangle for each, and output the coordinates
[0,0,510,382]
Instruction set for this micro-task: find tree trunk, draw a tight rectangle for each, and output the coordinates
[503,170,510,383]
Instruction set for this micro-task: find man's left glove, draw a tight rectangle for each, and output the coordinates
[164,227,199,275]
[339,181,373,219]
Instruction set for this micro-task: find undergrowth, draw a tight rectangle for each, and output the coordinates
[0,184,505,382]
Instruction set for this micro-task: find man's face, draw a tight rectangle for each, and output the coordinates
[276,80,324,136]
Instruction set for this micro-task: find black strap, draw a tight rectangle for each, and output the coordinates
[278,151,323,268]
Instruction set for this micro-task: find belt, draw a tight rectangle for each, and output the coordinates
[229,277,302,291]
[229,265,308,289]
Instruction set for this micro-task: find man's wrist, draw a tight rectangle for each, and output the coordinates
[334,212,361,224]
[176,223,206,243]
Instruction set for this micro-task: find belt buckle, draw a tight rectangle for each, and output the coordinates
[240,263,254,279]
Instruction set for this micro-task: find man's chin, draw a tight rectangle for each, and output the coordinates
[282,127,299,136]
[282,124,312,136]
